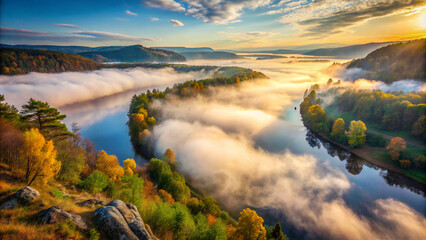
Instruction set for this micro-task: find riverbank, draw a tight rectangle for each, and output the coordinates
[306,125,426,185]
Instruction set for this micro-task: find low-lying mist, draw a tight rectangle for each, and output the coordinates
[0,67,215,108]
[146,58,426,239]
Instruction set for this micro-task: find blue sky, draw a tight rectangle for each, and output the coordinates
[1,0,425,49]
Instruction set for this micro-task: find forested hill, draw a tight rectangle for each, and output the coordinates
[347,39,426,83]
[0,48,100,75]
[79,45,186,63]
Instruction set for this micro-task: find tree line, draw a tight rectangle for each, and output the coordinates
[300,86,426,170]
[0,48,100,75]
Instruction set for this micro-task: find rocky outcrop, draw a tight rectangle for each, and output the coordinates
[94,200,157,240]
[0,186,40,209]
[79,199,106,208]
[35,206,88,231]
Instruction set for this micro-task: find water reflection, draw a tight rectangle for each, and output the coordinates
[305,128,426,195]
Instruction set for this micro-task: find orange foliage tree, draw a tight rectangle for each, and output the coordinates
[387,137,406,161]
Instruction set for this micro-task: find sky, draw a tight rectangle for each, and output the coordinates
[1,0,426,49]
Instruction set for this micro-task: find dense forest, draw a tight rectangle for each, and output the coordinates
[0,48,100,75]
[300,83,426,182]
[347,39,426,83]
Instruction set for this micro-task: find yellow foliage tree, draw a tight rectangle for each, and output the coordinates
[133,113,146,126]
[22,128,60,185]
[95,150,124,181]
[234,208,266,240]
[123,158,137,175]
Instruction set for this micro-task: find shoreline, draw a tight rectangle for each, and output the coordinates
[306,125,426,186]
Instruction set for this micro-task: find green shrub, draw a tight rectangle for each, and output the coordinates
[79,170,109,193]
[366,132,387,147]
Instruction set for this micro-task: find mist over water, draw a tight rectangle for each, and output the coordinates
[1,56,425,239]
[148,57,426,239]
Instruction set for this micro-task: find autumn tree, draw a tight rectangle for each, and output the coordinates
[346,120,367,148]
[164,148,175,163]
[331,118,346,144]
[22,128,61,185]
[158,189,175,205]
[234,208,266,240]
[0,119,24,177]
[20,98,71,140]
[123,158,137,175]
[387,137,406,161]
[95,150,124,181]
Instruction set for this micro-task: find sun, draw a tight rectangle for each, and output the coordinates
[420,12,426,28]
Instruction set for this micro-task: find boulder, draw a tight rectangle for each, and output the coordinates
[93,200,157,240]
[35,206,88,231]
[0,186,40,209]
[79,199,106,208]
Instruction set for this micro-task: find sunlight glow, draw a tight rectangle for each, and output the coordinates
[420,12,426,28]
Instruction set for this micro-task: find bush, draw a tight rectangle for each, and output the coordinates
[366,132,387,147]
[79,170,109,193]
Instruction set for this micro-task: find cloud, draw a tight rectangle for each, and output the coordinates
[151,17,160,21]
[74,30,154,41]
[126,10,138,16]
[184,0,272,24]
[0,26,156,44]
[275,0,425,36]
[170,19,184,26]
[54,23,79,29]
[142,0,185,12]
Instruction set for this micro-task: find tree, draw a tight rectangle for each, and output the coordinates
[270,221,288,240]
[80,170,109,193]
[123,158,137,175]
[305,104,327,131]
[95,150,124,181]
[346,120,367,148]
[163,149,175,163]
[234,208,266,240]
[20,98,71,140]
[331,118,346,144]
[120,174,144,208]
[412,115,426,140]
[56,138,85,184]
[22,128,60,185]
[0,94,20,124]
[387,137,406,161]
[0,119,24,177]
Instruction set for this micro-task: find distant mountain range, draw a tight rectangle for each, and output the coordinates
[238,41,395,58]
[153,47,215,53]
[0,40,407,63]
[0,44,185,63]
[347,39,425,83]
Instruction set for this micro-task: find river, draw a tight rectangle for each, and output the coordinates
[2,55,424,239]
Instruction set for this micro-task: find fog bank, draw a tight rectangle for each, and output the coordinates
[0,67,215,108]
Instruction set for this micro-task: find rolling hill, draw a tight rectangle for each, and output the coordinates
[347,39,426,83]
